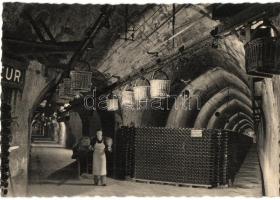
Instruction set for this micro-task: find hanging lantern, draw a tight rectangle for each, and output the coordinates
[70,61,93,94]
[133,77,150,101]
[150,70,171,98]
[107,93,119,111]
[57,78,74,103]
[121,84,135,108]
[245,20,280,77]
[64,78,73,96]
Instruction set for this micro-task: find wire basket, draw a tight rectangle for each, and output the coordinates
[150,70,171,98]
[121,84,135,108]
[58,78,74,100]
[133,77,150,102]
[245,22,280,76]
[70,70,93,93]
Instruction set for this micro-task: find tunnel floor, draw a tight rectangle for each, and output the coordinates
[27,144,263,197]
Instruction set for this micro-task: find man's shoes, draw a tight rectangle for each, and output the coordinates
[102,184,106,186]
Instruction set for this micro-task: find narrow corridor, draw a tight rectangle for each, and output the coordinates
[3,3,280,197]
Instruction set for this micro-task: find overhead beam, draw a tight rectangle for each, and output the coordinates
[2,38,81,55]
[23,12,46,42]
[212,4,251,20]
[214,4,280,36]
[68,5,114,69]
[39,20,56,42]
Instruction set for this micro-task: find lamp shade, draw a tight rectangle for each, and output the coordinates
[70,60,93,93]
[121,85,135,108]
[133,77,150,101]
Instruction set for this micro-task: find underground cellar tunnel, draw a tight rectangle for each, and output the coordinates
[1,2,280,197]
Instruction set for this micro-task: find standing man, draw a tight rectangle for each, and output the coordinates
[91,130,112,186]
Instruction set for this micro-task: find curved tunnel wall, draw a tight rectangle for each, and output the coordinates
[166,67,252,128]
[232,119,254,132]
[206,99,252,129]
[111,32,252,130]
[5,4,280,197]
[236,123,254,134]
[224,112,253,130]
[194,87,252,128]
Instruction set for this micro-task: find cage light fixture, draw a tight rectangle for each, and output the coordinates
[244,19,280,77]
[70,61,93,94]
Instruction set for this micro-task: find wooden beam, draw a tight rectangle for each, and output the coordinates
[215,4,280,36]
[39,20,56,42]
[2,38,81,55]
[212,3,251,20]
[23,12,46,42]
[68,5,114,69]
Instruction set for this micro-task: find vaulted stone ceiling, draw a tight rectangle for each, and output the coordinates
[3,3,220,74]
[3,3,264,133]
[3,3,155,67]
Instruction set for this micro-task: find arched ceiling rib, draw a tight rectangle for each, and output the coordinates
[232,119,254,131]
[194,87,252,128]
[224,112,253,130]
[200,48,248,85]
[238,124,254,134]
[206,99,253,129]
[166,67,251,128]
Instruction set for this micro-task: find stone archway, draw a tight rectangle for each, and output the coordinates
[2,59,62,196]
[194,87,251,128]
[166,67,251,128]
[224,112,253,130]
[206,99,252,129]
[232,119,254,132]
